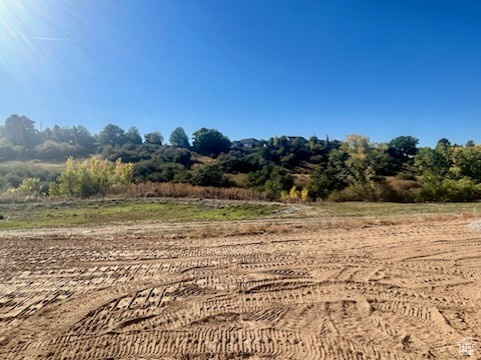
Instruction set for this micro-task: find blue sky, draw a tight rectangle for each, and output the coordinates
[1,0,481,146]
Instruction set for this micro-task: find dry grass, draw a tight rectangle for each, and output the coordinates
[112,182,273,201]
[318,211,479,230]
[152,211,479,240]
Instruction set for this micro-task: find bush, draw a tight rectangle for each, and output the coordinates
[190,164,230,187]
[327,182,389,202]
[4,177,43,198]
[50,157,133,197]
[421,177,481,202]
[217,151,263,173]
[289,186,300,201]
[134,161,188,183]
[395,172,417,181]
[301,187,310,202]
[0,162,61,189]
[246,165,294,198]
[386,178,423,202]
[34,141,87,160]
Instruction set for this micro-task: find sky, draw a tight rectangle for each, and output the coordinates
[1,0,481,146]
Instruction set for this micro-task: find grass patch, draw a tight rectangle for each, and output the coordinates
[0,199,281,230]
[312,201,481,217]
[1,199,481,230]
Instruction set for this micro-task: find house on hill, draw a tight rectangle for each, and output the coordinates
[232,138,262,149]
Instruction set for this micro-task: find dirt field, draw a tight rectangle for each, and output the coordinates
[1,215,481,359]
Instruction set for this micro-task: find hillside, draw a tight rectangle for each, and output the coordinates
[1,115,480,202]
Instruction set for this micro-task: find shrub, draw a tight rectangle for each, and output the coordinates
[289,186,300,201]
[421,177,481,202]
[395,172,417,181]
[247,165,294,198]
[190,164,230,187]
[301,187,310,202]
[134,162,188,183]
[4,177,43,198]
[50,157,133,197]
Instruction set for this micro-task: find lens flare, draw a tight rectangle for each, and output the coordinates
[0,0,80,93]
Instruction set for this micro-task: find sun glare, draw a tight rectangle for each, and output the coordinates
[0,0,74,89]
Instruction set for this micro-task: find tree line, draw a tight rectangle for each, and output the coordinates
[1,114,481,202]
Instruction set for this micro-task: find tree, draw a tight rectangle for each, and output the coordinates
[71,125,96,150]
[41,127,53,141]
[50,157,133,197]
[246,164,294,197]
[388,136,419,163]
[125,127,142,144]
[340,135,389,185]
[97,124,127,146]
[264,166,294,196]
[169,127,190,148]
[192,128,231,156]
[3,114,41,148]
[450,146,481,181]
[414,145,454,201]
[437,138,451,149]
[307,166,330,200]
[307,136,319,151]
[145,132,164,145]
[51,125,73,143]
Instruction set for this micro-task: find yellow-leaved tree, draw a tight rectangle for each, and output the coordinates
[49,157,133,197]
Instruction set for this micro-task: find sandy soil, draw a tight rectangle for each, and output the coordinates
[1,217,480,359]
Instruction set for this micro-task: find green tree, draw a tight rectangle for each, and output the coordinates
[41,127,53,141]
[71,125,96,150]
[436,138,451,149]
[125,127,142,144]
[339,135,389,185]
[145,132,164,145]
[51,125,73,143]
[192,128,231,156]
[169,127,190,148]
[415,147,452,178]
[307,166,330,200]
[264,166,294,196]
[97,124,127,146]
[388,135,419,164]
[450,145,481,181]
[246,165,294,197]
[3,114,41,148]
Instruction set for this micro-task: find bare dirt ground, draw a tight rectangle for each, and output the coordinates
[1,216,481,359]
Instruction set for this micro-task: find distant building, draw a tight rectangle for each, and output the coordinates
[232,138,262,149]
[287,136,308,146]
